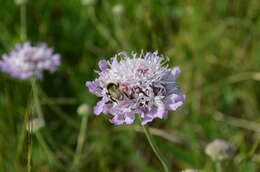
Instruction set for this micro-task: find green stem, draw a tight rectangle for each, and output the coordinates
[30,79,60,166]
[216,161,222,172]
[20,3,27,41]
[20,2,31,171]
[17,107,29,158]
[26,111,32,172]
[72,113,89,169]
[138,117,170,172]
[30,78,44,120]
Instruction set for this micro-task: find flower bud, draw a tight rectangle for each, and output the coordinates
[112,4,124,15]
[81,0,95,6]
[14,0,27,5]
[181,169,200,172]
[205,139,235,161]
[26,118,45,133]
[77,104,90,116]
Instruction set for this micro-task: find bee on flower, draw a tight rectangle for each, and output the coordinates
[86,51,185,125]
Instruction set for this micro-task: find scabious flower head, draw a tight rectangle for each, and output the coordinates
[86,51,185,125]
[205,139,235,161]
[0,42,61,80]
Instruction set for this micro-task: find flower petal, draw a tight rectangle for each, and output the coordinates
[171,66,181,79]
[98,60,109,71]
[86,80,103,97]
[93,97,109,115]
[165,92,185,111]
[110,113,135,125]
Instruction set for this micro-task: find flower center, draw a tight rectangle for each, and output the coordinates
[106,82,166,110]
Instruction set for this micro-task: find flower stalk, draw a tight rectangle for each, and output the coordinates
[30,78,57,165]
[72,112,89,169]
[20,3,27,41]
[31,78,44,120]
[19,2,31,172]
[138,116,170,172]
[216,161,222,172]
[26,110,32,172]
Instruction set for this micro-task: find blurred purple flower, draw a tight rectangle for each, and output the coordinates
[86,51,185,125]
[0,42,61,80]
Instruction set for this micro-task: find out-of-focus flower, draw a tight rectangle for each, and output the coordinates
[0,42,61,80]
[205,139,235,161]
[86,51,185,125]
[81,0,95,6]
[26,118,45,133]
[77,104,90,116]
[181,169,200,172]
[112,4,124,15]
[14,0,27,5]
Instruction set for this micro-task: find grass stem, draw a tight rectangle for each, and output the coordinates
[30,79,60,166]
[20,3,31,171]
[216,161,222,172]
[26,110,32,172]
[20,3,27,41]
[72,113,89,169]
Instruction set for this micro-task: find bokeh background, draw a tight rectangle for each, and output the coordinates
[0,0,259,171]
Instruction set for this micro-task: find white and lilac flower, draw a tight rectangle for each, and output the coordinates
[0,42,61,80]
[86,51,185,125]
[205,139,235,161]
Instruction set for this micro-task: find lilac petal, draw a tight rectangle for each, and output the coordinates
[98,60,109,71]
[141,114,154,125]
[171,67,181,78]
[163,66,181,83]
[155,106,167,119]
[102,103,113,114]
[124,113,135,124]
[110,114,125,125]
[93,97,108,115]
[141,106,167,125]
[165,93,185,111]
[20,73,32,80]
[15,44,22,50]
[110,113,135,125]
[86,80,103,97]
[111,57,119,66]
[0,62,4,70]
[53,54,61,64]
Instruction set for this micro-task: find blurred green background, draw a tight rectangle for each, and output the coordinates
[0,0,259,171]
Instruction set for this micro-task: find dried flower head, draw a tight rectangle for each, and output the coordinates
[86,51,185,125]
[181,169,200,172]
[26,118,45,133]
[0,42,61,80]
[77,104,90,116]
[205,139,235,161]
[81,0,95,6]
[14,0,27,5]
[112,4,124,15]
